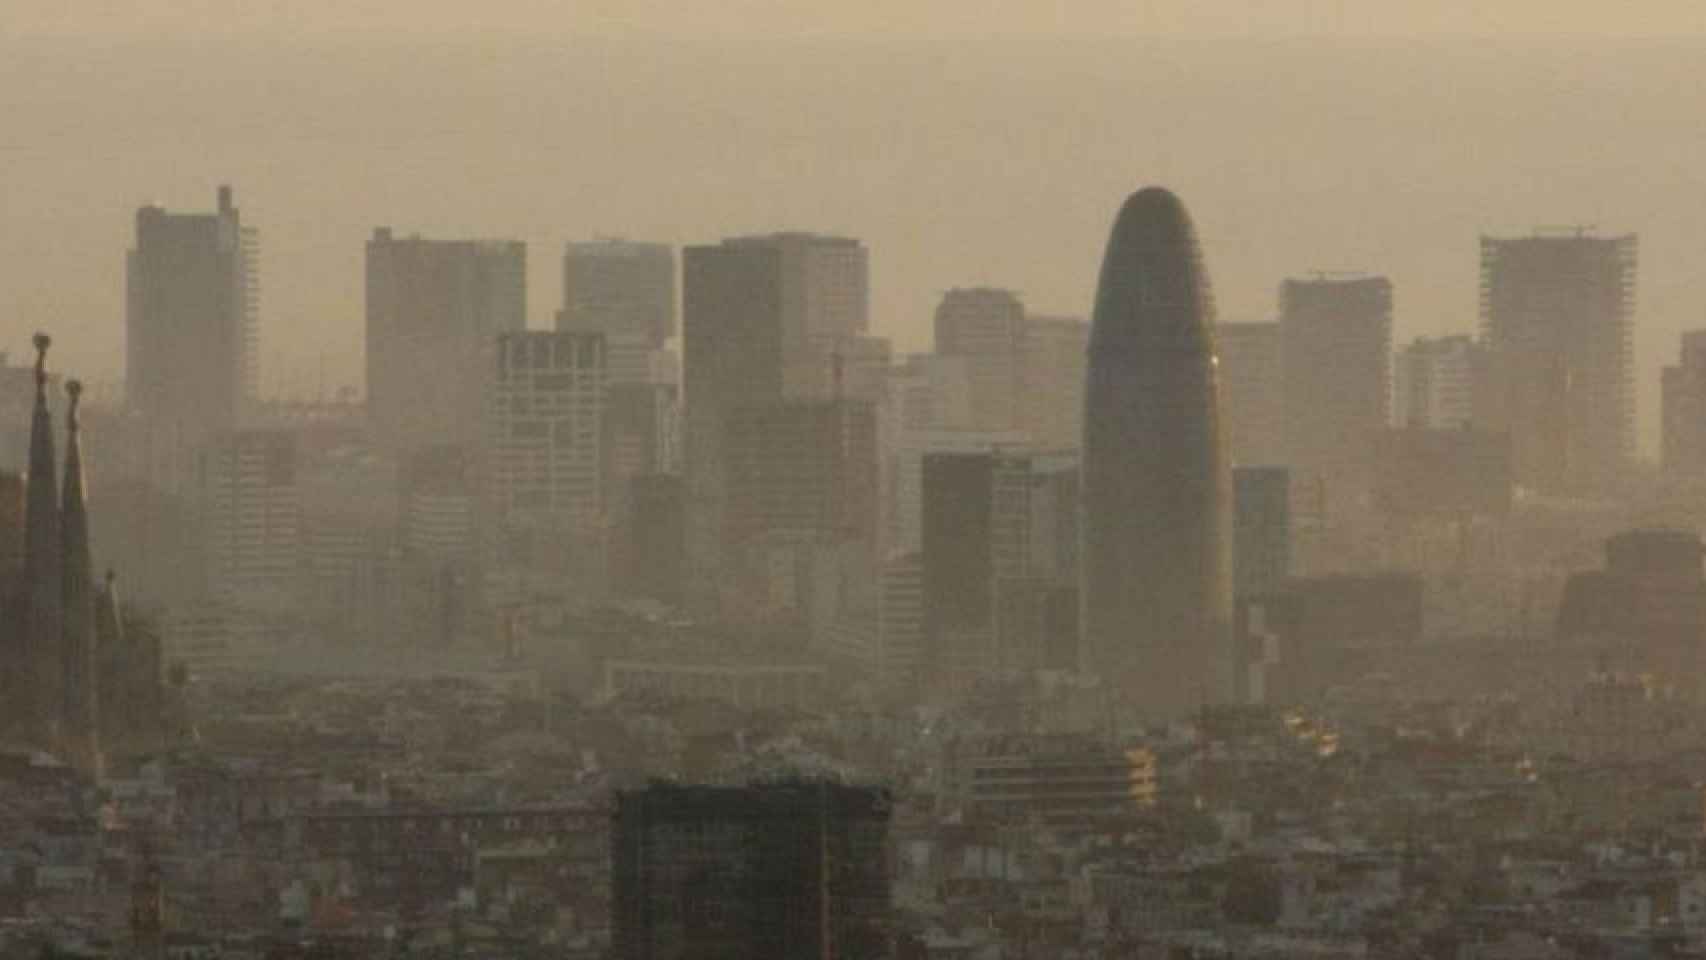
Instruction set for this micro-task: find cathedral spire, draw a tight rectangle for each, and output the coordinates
[60,378,99,775]
[22,333,61,742]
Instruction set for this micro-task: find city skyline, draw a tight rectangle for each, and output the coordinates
[12,10,1706,955]
[8,34,1706,456]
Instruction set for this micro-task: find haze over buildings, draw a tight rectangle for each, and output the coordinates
[18,12,1706,954]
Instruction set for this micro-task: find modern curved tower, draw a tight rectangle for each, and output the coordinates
[1081,187,1233,715]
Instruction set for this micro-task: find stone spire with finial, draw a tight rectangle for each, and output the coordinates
[21,333,61,743]
[60,378,99,774]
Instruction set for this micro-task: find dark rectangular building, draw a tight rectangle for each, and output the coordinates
[682,242,786,611]
[127,186,257,446]
[612,782,891,960]
[1233,466,1290,598]
[620,473,685,608]
[922,453,995,668]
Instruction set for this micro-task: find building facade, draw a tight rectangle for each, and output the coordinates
[1480,231,1636,493]
[1020,314,1089,449]
[1394,334,1485,430]
[1280,274,1393,516]
[1233,466,1291,599]
[934,288,1027,434]
[126,185,257,447]
[1214,321,1285,467]
[558,239,676,349]
[197,430,300,614]
[1081,188,1233,713]
[612,782,892,960]
[486,332,608,531]
[365,228,526,452]
[682,241,786,612]
[1661,330,1706,475]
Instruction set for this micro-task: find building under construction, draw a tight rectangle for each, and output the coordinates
[1480,229,1636,495]
[612,781,892,960]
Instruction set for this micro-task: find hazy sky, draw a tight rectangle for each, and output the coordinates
[7,5,1706,453]
[12,0,1706,40]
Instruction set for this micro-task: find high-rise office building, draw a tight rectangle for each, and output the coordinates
[197,430,300,614]
[934,288,1027,433]
[725,400,878,551]
[887,353,976,433]
[1215,321,1284,466]
[878,551,924,687]
[1662,330,1706,474]
[1081,187,1233,713]
[604,384,678,491]
[126,185,258,445]
[723,232,869,344]
[400,445,477,563]
[683,233,875,612]
[682,241,786,610]
[612,782,892,960]
[558,239,675,348]
[365,228,526,452]
[1020,314,1089,449]
[487,332,607,530]
[921,451,1060,684]
[718,232,869,401]
[1280,274,1393,513]
[884,427,1028,552]
[618,474,685,608]
[1394,334,1485,430]
[1233,466,1291,599]
[789,334,893,406]
[1480,231,1635,493]
[921,453,1002,684]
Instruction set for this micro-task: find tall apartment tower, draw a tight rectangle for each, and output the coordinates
[126,185,258,445]
[487,332,607,530]
[1233,466,1291,599]
[1216,321,1285,467]
[558,239,677,388]
[558,240,675,347]
[723,232,869,343]
[1280,275,1393,514]
[1480,231,1635,493]
[365,229,525,452]
[721,232,871,401]
[612,782,892,960]
[682,241,786,611]
[1662,330,1706,474]
[1020,315,1089,449]
[921,450,1078,685]
[197,430,300,613]
[725,400,877,549]
[1394,335,1485,430]
[934,288,1027,433]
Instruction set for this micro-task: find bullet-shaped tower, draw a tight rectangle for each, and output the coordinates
[1081,188,1234,714]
